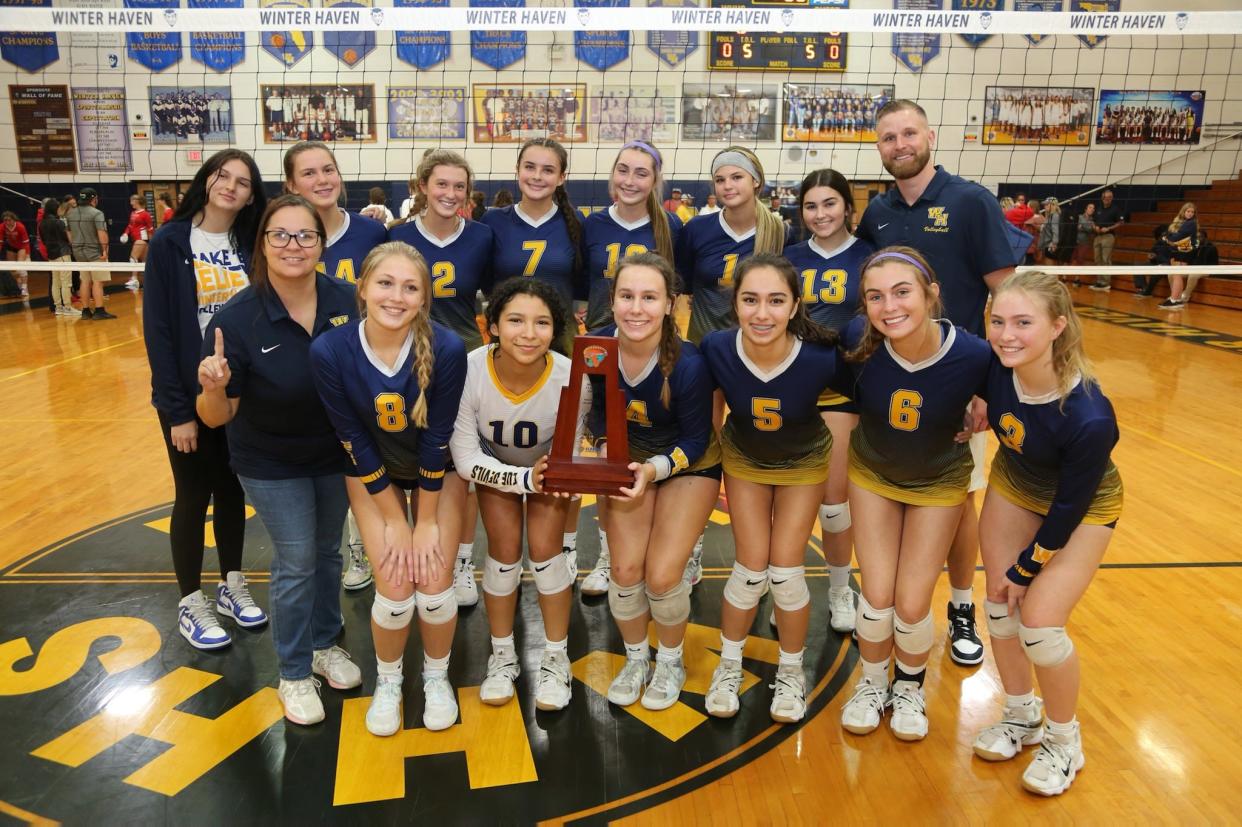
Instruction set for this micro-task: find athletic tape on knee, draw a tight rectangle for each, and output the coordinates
[894,610,935,656]
[722,562,768,610]
[530,554,574,595]
[984,600,1020,640]
[482,556,521,597]
[416,587,457,625]
[768,565,810,612]
[647,581,690,626]
[1018,624,1074,668]
[819,502,852,534]
[855,593,895,644]
[608,579,649,621]
[372,592,415,630]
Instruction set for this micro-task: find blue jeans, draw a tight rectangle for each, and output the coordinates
[239,474,348,680]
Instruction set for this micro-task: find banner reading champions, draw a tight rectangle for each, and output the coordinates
[189,0,244,71]
[0,0,58,72]
[573,0,630,72]
[395,0,450,69]
[469,0,526,70]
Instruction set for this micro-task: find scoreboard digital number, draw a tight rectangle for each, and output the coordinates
[708,0,847,72]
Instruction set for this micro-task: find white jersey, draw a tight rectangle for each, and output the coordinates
[451,345,580,495]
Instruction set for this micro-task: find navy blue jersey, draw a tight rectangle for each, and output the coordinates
[675,212,756,343]
[319,210,388,285]
[587,326,716,480]
[782,235,873,334]
[581,206,683,330]
[389,217,494,350]
[310,319,467,494]
[481,204,582,307]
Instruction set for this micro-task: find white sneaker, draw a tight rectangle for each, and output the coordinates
[61,306,81,317]
[888,680,928,741]
[366,674,403,736]
[974,700,1045,761]
[278,677,324,725]
[641,659,686,711]
[769,663,806,723]
[422,673,459,731]
[563,545,578,581]
[682,538,703,588]
[535,648,572,711]
[479,650,520,705]
[312,645,363,690]
[1022,724,1085,796]
[177,590,231,650]
[125,276,140,290]
[827,586,856,633]
[216,571,268,627]
[580,547,610,596]
[341,543,373,591]
[841,676,888,735]
[452,555,479,607]
[606,657,650,707]
[705,657,743,718]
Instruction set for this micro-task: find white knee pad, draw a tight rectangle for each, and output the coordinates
[372,592,415,631]
[894,611,935,656]
[416,587,457,626]
[608,579,649,621]
[482,556,521,597]
[647,581,690,626]
[855,594,895,644]
[722,562,768,610]
[1018,624,1074,668]
[819,502,852,534]
[984,600,1020,640]
[768,565,810,612]
[530,555,574,595]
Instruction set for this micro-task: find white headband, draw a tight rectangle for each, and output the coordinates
[711,151,761,185]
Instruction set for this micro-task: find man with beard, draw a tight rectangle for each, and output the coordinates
[855,99,1025,672]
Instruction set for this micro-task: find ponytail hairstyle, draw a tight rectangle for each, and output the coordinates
[518,138,583,272]
[248,194,325,296]
[611,142,675,265]
[356,241,435,428]
[412,149,474,219]
[732,253,838,348]
[846,246,941,364]
[282,140,346,205]
[1169,201,1195,234]
[484,276,571,356]
[993,270,1097,409]
[611,252,681,408]
[712,146,785,256]
[797,168,854,241]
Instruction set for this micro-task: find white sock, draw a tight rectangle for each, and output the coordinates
[457,543,473,561]
[1046,717,1078,739]
[951,587,974,608]
[491,634,515,655]
[861,656,890,686]
[656,642,683,664]
[377,655,403,678]
[894,657,926,685]
[624,641,648,661]
[598,529,609,557]
[563,531,577,552]
[423,651,450,676]
[719,635,745,662]
[828,565,851,590]
[544,636,568,654]
[778,648,804,668]
[1006,690,1037,710]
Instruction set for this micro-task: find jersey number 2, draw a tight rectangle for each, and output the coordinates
[432,262,456,297]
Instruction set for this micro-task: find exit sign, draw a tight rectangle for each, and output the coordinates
[186,149,203,163]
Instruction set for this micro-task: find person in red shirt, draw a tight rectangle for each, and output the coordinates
[2,211,31,298]
[158,191,175,225]
[1004,193,1034,230]
[123,194,155,289]
[662,186,682,212]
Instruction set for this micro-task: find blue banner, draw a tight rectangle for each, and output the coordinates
[261,0,313,67]
[323,0,375,67]
[1070,0,1119,48]
[891,0,940,73]
[953,0,1001,46]
[125,0,182,72]
[573,0,629,71]
[645,0,698,67]
[470,0,526,70]
[188,0,243,71]
[1015,0,1060,45]
[0,0,58,72]
[395,0,450,69]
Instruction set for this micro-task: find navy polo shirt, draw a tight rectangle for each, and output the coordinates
[857,165,1024,335]
[203,274,359,480]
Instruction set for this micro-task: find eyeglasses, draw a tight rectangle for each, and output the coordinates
[265,229,322,248]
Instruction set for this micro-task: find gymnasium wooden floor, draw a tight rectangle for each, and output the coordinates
[1,284,1240,824]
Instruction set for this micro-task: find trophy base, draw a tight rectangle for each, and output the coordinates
[542,457,634,496]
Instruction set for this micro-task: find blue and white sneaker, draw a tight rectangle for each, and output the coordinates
[178,590,232,650]
[216,571,268,628]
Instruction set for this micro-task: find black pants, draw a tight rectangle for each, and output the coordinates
[158,411,247,597]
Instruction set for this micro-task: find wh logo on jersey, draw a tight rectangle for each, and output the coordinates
[927,207,950,230]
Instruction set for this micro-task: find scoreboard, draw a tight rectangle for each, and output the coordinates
[708,0,847,72]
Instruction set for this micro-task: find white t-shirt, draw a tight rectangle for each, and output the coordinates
[191,226,248,334]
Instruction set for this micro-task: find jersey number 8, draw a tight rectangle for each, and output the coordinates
[375,392,408,432]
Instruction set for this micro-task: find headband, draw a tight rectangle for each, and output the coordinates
[711,150,761,185]
[867,251,934,281]
[621,140,662,170]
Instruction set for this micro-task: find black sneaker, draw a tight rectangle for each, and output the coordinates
[93,308,117,320]
[81,307,93,319]
[947,602,984,666]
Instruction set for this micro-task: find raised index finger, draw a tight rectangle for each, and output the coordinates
[213,327,225,359]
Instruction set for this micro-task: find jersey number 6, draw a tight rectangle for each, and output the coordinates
[888,389,922,432]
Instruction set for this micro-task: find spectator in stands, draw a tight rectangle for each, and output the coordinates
[1159,202,1200,310]
[360,187,395,226]
[65,187,115,320]
[1090,188,1124,291]
[39,198,76,316]
[1066,202,1097,286]
[663,187,682,212]
[1005,192,1034,231]
[677,192,696,224]
[470,190,487,221]
[491,189,514,210]
[1034,198,1060,264]
[158,192,175,225]
[699,193,721,216]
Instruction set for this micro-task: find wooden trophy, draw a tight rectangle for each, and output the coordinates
[542,336,633,495]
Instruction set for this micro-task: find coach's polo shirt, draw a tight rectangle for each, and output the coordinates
[203,274,358,480]
[857,165,1024,335]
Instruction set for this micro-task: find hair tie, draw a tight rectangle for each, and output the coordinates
[621,140,662,170]
[868,251,934,281]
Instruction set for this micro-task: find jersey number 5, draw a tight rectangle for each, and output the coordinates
[888,390,922,431]
[752,397,782,431]
[375,392,408,433]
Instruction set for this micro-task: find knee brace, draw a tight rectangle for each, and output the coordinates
[530,554,574,595]
[984,600,1020,640]
[416,587,457,625]
[894,610,935,656]
[1018,624,1074,668]
[372,592,415,631]
[482,556,521,597]
[608,579,649,621]
[819,502,852,534]
[855,594,895,644]
[647,580,690,626]
[722,562,768,610]
[768,565,810,612]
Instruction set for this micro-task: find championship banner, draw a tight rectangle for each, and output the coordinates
[323,0,373,67]
[0,0,57,72]
[394,0,449,69]
[124,0,181,71]
[1070,0,1119,47]
[954,0,1000,46]
[261,0,312,66]
[71,86,131,171]
[188,0,243,71]
[1015,0,1059,44]
[573,0,629,72]
[891,0,940,73]
[469,0,525,70]
[645,0,697,67]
